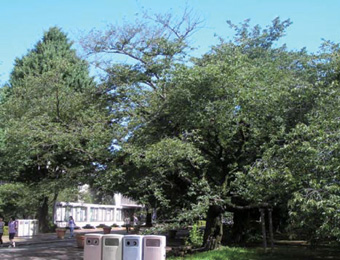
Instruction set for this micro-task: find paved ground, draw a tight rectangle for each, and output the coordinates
[0,227,127,260]
[0,240,83,260]
[2,228,339,260]
[0,227,178,259]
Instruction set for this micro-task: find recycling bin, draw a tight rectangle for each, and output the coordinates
[84,233,104,260]
[122,235,144,260]
[17,220,29,237]
[143,235,166,260]
[17,219,39,237]
[31,220,39,236]
[102,234,124,260]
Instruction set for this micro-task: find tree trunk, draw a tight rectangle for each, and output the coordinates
[51,192,58,228]
[231,209,251,243]
[38,196,50,233]
[203,205,223,250]
[268,208,274,250]
[146,212,152,227]
[260,208,267,249]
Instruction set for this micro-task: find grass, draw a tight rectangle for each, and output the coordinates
[167,247,264,260]
[167,245,340,260]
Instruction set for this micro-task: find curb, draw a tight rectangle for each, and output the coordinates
[2,228,127,247]
[2,236,77,247]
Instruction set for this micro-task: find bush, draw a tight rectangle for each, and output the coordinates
[82,224,95,229]
[96,224,108,228]
[141,225,167,235]
[186,223,203,248]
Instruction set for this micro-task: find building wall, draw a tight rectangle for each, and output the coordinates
[54,194,142,227]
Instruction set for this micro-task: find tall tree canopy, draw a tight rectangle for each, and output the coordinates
[237,41,340,244]
[0,11,337,250]
[0,27,113,231]
[81,10,204,223]
[82,14,319,248]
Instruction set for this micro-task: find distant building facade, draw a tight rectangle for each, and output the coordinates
[54,193,142,227]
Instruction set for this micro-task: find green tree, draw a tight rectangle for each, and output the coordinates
[0,183,39,220]
[161,21,316,247]
[238,42,340,244]
[81,9,203,225]
[83,15,315,249]
[0,27,113,232]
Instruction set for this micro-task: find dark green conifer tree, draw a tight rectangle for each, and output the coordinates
[0,27,112,232]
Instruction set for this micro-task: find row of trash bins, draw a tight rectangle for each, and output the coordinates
[84,234,166,260]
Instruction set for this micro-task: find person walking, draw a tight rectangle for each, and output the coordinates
[0,218,4,247]
[133,214,139,226]
[8,217,17,248]
[68,216,76,238]
[124,216,131,234]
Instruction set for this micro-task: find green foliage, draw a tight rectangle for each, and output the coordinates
[83,14,321,246]
[0,27,113,231]
[1,10,340,246]
[140,225,168,235]
[233,43,340,243]
[0,183,39,220]
[57,187,82,203]
[0,26,112,185]
[186,223,204,248]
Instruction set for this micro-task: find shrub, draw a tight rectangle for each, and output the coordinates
[82,224,95,229]
[186,223,203,248]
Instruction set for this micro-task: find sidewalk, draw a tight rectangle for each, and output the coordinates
[2,227,127,247]
[3,227,174,254]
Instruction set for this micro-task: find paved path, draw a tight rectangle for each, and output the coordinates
[1,227,127,245]
[0,227,174,259]
[0,240,83,260]
[0,227,127,260]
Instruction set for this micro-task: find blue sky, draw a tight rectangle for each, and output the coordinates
[1,0,340,83]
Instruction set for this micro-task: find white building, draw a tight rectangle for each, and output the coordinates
[54,193,142,228]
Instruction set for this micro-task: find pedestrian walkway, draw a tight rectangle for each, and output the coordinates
[1,226,174,257]
[1,227,127,247]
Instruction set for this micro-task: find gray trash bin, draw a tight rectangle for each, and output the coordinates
[143,235,166,260]
[84,233,104,260]
[103,234,124,260]
[123,235,143,260]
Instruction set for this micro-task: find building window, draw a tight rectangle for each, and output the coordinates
[90,208,98,221]
[64,206,72,222]
[116,209,122,222]
[73,207,87,222]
